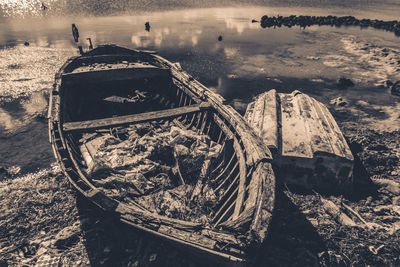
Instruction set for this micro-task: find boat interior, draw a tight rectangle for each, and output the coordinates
[56,57,254,232]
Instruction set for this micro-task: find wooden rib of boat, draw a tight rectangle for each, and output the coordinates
[48,45,275,264]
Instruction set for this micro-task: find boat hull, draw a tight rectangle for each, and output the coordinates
[48,45,275,264]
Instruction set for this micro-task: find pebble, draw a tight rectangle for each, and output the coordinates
[385,80,393,88]
[149,253,157,262]
[36,247,47,256]
[330,96,348,106]
[337,77,354,90]
[391,81,400,96]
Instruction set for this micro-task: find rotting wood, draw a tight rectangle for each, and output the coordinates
[214,200,236,226]
[49,45,275,264]
[116,203,202,230]
[212,187,239,223]
[318,195,357,227]
[341,202,372,229]
[167,62,272,165]
[215,161,239,193]
[245,89,354,190]
[250,162,275,242]
[231,139,247,220]
[158,225,217,249]
[62,66,170,84]
[213,159,237,190]
[63,103,210,132]
[201,229,241,246]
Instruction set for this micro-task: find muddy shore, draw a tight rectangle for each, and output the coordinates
[0,92,399,267]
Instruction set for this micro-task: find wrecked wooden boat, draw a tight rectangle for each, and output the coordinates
[245,89,354,191]
[48,45,275,264]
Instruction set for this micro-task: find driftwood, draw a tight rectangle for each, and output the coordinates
[318,195,357,227]
[341,202,372,229]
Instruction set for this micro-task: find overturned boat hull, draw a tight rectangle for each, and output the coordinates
[245,89,353,191]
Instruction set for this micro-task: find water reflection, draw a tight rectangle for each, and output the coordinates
[0,6,399,128]
[0,91,47,134]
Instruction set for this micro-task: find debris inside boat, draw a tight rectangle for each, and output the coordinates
[79,120,222,224]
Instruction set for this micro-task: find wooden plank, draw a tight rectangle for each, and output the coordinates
[244,90,278,151]
[295,93,335,155]
[62,67,170,84]
[243,162,263,212]
[116,203,202,230]
[312,99,353,160]
[280,93,313,158]
[201,229,240,245]
[158,225,216,249]
[231,139,247,220]
[250,162,274,242]
[213,114,234,140]
[63,103,210,132]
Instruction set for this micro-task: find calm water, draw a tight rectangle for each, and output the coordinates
[1,2,400,176]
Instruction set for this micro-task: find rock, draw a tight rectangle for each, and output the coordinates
[385,80,393,88]
[337,77,354,90]
[54,225,79,249]
[330,96,348,106]
[218,35,223,42]
[391,81,400,96]
[348,141,363,153]
[149,253,157,262]
[24,41,29,46]
[6,166,21,176]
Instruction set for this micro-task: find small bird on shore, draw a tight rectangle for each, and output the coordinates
[72,24,79,43]
[41,2,47,11]
[87,38,93,50]
[218,35,223,41]
[145,22,151,32]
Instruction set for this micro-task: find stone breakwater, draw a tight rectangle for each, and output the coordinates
[260,15,400,36]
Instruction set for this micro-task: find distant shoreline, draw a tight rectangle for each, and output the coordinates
[259,15,400,36]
